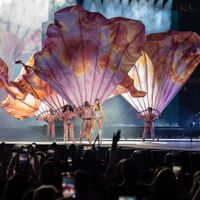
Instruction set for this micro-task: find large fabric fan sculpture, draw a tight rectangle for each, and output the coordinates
[12,59,68,118]
[114,31,200,116]
[0,94,40,120]
[12,59,53,100]
[0,58,9,88]
[36,92,68,120]
[35,93,69,125]
[0,58,41,120]
[34,5,146,107]
[0,57,69,120]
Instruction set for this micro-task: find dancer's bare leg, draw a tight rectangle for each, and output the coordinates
[98,118,103,144]
[150,125,155,141]
[142,124,148,141]
[64,124,69,142]
[88,120,93,144]
[80,130,82,144]
[69,124,75,143]
[80,120,86,143]
[52,123,55,140]
[47,123,51,138]
[90,119,96,141]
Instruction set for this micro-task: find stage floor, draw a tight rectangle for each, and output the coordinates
[0,128,200,151]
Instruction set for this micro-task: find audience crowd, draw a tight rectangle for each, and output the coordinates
[0,130,200,200]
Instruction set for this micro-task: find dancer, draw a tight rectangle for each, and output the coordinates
[60,105,77,143]
[91,98,106,145]
[79,101,94,144]
[37,109,56,140]
[137,107,159,141]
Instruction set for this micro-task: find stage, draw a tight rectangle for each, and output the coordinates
[0,126,200,152]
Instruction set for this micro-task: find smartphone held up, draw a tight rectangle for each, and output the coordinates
[62,172,75,198]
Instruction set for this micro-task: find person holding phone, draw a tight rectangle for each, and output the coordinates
[62,172,75,198]
[19,151,29,165]
[172,163,182,178]
[7,146,39,179]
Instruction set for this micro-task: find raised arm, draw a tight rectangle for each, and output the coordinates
[37,115,46,122]
[137,113,145,119]
[105,129,121,185]
[72,111,78,119]
[75,106,83,117]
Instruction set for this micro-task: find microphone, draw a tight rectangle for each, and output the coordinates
[15,60,22,64]
[92,135,99,150]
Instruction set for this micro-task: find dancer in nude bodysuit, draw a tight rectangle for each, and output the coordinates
[79,101,94,144]
[60,105,77,143]
[38,109,57,139]
[137,107,159,141]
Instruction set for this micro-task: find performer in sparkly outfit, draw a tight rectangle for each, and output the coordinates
[91,98,106,144]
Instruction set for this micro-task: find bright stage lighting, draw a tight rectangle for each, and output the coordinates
[0,0,49,79]
[83,0,173,34]
[0,0,49,127]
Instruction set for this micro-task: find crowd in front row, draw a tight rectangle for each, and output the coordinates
[0,130,200,200]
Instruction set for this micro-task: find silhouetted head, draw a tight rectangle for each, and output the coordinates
[153,167,177,198]
[148,107,153,113]
[69,144,77,155]
[0,141,6,152]
[82,150,97,173]
[164,152,175,167]
[75,170,91,191]
[3,173,30,200]
[84,101,90,107]
[121,158,138,183]
[63,104,74,112]
[95,98,100,104]
[40,161,58,186]
[191,170,200,197]
[49,109,54,115]
[21,190,34,200]
[33,185,58,200]
[115,159,126,184]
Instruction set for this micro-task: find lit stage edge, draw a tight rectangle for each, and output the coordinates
[2,139,200,152]
[0,127,200,151]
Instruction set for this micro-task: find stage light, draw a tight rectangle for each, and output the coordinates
[0,0,49,80]
[83,0,173,34]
